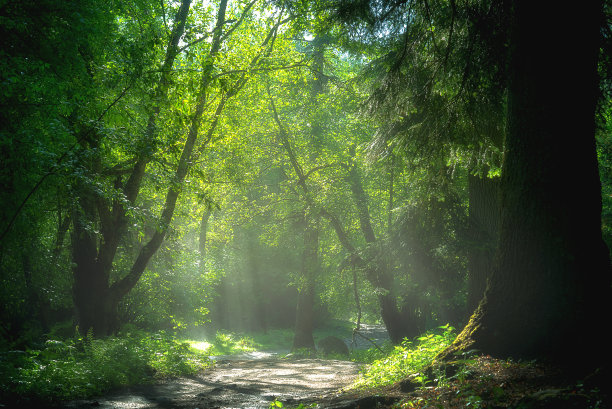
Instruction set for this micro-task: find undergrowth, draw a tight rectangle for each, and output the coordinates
[352,325,456,389]
[0,328,212,405]
[204,331,258,355]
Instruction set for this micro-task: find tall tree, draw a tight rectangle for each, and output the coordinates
[70,0,234,335]
[320,0,610,371]
[0,0,124,338]
[69,0,193,335]
[440,0,612,371]
[325,0,507,331]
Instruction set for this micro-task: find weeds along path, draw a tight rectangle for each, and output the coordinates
[64,356,361,409]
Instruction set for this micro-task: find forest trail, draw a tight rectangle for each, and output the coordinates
[63,325,388,409]
[65,357,360,409]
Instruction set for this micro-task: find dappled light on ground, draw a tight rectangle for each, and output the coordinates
[64,358,360,408]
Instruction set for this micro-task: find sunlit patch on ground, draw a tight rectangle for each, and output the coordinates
[188,341,212,352]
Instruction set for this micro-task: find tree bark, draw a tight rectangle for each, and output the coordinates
[98,1,285,334]
[199,208,213,267]
[439,0,612,372]
[69,0,215,335]
[466,173,500,313]
[292,216,318,351]
[108,0,228,311]
[245,230,268,333]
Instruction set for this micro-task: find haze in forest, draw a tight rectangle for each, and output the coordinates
[1,0,611,407]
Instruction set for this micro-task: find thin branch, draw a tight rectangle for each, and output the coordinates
[219,0,258,43]
[443,0,457,69]
[352,329,385,353]
[177,32,213,53]
[303,162,340,180]
[160,0,168,32]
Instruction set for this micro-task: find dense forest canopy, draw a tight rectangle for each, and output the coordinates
[1,0,611,396]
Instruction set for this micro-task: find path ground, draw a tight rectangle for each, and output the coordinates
[62,325,389,409]
[65,357,361,409]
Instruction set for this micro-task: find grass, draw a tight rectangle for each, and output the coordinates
[196,320,356,356]
[185,328,292,356]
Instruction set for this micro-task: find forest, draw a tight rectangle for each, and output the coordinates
[1,0,611,408]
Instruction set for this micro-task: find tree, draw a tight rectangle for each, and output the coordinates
[319,0,611,372]
[440,0,612,371]
[0,0,154,340]
[323,0,507,333]
[69,0,195,336]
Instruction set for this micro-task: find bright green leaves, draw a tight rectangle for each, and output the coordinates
[352,325,456,389]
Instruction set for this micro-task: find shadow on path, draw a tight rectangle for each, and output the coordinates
[64,358,361,409]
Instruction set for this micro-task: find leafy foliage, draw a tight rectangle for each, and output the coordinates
[0,0,609,405]
[352,325,456,389]
[0,329,211,404]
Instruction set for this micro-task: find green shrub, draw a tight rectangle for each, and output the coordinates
[352,325,456,389]
[348,340,394,363]
[206,331,257,355]
[0,330,212,405]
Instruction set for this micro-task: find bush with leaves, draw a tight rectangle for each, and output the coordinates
[352,325,456,389]
[0,329,211,405]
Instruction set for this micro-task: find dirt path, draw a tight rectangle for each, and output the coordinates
[64,325,389,409]
[64,357,361,409]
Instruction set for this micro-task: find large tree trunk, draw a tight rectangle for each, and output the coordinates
[71,0,193,336]
[106,0,228,323]
[440,0,611,372]
[72,0,234,336]
[466,174,500,313]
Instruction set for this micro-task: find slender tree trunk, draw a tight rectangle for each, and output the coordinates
[388,153,395,233]
[199,208,212,269]
[346,153,416,343]
[440,0,611,372]
[292,216,318,351]
[270,104,318,350]
[352,270,362,328]
[245,230,268,332]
